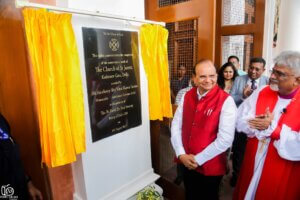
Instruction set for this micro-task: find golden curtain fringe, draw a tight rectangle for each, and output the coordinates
[23,8,86,167]
[140,24,173,120]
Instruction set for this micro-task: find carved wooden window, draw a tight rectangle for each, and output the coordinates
[222,0,256,25]
[222,34,254,71]
[158,0,190,7]
[166,19,198,96]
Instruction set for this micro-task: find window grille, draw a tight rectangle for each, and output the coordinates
[159,0,190,7]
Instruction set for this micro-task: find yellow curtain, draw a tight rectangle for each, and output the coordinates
[22,8,86,167]
[140,24,172,120]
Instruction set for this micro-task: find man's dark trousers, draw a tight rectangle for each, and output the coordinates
[231,131,248,187]
[182,165,223,200]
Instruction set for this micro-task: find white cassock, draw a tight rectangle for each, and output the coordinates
[236,85,300,200]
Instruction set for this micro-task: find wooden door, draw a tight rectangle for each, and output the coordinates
[145,1,216,199]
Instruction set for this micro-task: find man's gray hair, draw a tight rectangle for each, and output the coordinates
[274,51,300,76]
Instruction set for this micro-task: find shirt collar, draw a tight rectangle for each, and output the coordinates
[278,87,299,99]
[247,77,260,85]
[196,88,209,100]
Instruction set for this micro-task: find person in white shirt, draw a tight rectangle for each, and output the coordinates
[174,73,196,105]
[233,51,300,200]
[171,59,237,200]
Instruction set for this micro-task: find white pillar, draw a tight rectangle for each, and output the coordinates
[262,0,276,76]
[276,0,300,55]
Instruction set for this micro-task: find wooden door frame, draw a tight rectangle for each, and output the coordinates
[145,0,217,62]
[145,1,217,199]
[145,0,217,174]
[215,0,266,67]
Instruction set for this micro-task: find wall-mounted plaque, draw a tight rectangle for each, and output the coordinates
[82,28,142,142]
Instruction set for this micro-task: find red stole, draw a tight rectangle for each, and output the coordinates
[234,86,300,200]
[181,86,229,176]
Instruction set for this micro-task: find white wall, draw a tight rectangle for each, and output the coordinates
[262,0,276,76]
[56,0,145,19]
[276,0,300,53]
[263,0,300,75]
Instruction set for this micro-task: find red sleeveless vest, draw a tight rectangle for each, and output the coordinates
[182,85,229,176]
[234,86,300,200]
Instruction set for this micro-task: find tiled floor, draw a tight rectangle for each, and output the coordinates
[220,160,234,200]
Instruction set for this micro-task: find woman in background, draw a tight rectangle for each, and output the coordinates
[217,62,238,93]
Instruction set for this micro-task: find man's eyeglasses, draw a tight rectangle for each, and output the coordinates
[269,69,294,79]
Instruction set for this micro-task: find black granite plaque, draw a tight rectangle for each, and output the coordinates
[82,28,142,142]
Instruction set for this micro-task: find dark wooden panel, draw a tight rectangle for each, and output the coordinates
[150,120,161,173]
[220,24,256,35]
[1,1,76,200]
[215,0,222,67]
[0,0,50,199]
[47,165,74,200]
[252,0,265,57]
[156,177,185,200]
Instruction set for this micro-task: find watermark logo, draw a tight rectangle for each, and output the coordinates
[0,184,17,199]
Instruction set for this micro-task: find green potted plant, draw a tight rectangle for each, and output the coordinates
[136,185,162,200]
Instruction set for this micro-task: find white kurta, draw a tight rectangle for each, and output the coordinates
[171,88,237,166]
[236,85,300,200]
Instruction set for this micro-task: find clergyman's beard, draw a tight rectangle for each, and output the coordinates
[270,83,279,91]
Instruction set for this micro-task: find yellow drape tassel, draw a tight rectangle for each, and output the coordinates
[23,8,86,167]
[140,24,173,120]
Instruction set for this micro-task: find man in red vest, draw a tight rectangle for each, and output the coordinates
[171,59,237,200]
[233,51,300,200]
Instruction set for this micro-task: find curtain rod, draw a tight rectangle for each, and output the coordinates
[15,0,165,26]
